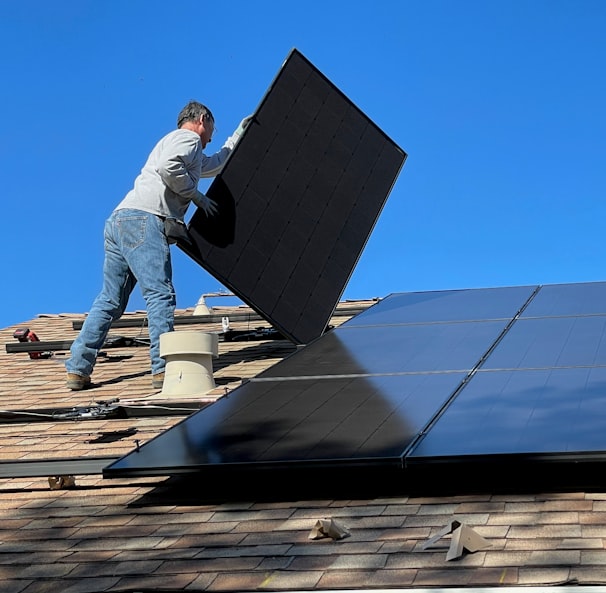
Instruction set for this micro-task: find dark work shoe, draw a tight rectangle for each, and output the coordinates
[66,373,91,391]
[152,373,165,390]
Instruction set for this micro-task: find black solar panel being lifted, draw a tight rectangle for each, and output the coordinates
[104,281,606,490]
[179,48,407,345]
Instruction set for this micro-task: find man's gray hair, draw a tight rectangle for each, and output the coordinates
[177,101,214,128]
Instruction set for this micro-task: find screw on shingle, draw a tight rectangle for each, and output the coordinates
[96,398,119,406]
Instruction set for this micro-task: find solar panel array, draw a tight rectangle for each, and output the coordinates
[103,51,606,490]
[105,282,606,483]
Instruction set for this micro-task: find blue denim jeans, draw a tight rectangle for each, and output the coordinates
[66,209,176,377]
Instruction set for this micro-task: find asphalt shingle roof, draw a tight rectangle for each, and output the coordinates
[1,300,606,592]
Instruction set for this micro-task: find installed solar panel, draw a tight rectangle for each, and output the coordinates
[344,285,536,326]
[520,281,606,317]
[481,316,606,369]
[409,367,606,458]
[179,49,407,345]
[103,373,469,475]
[260,321,511,376]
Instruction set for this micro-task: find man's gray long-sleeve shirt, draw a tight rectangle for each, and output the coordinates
[115,128,237,220]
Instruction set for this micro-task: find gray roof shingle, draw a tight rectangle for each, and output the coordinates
[1,301,605,592]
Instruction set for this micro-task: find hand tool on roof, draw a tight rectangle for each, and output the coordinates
[12,328,52,359]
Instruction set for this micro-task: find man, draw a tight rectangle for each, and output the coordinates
[66,101,250,391]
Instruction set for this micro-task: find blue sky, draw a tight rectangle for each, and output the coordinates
[2,1,606,330]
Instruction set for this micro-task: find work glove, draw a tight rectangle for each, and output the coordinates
[193,191,218,216]
[225,115,254,150]
[235,114,254,137]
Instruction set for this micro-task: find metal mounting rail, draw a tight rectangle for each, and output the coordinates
[5,340,74,353]
[6,335,150,354]
[0,456,119,478]
[72,311,268,330]
[0,402,204,423]
[71,304,371,330]
[5,329,286,353]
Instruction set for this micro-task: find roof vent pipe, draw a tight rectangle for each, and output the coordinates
[159,331,218,396]
[193,296,211,316]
